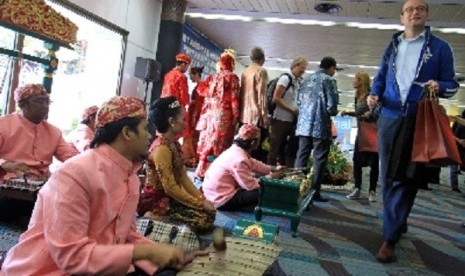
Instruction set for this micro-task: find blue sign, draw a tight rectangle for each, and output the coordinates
[182,23,222,77]
[333,116,353,151]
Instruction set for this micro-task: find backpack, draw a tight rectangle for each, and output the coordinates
[267,73,293,116]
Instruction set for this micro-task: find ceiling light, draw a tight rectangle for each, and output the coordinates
[314,3,343,14]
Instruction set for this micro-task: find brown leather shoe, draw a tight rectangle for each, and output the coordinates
[376,241,397,263]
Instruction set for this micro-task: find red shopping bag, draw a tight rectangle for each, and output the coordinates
[357,121,378,152]
[411,90,461,166]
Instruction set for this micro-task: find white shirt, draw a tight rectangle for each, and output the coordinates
[395,30,426,105]
[273,73,300,122]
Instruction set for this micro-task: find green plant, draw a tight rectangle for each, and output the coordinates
[307,142,352,185]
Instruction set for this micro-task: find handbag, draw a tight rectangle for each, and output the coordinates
[411,87,461,166]
[136,217,201,251]
[331,120,338,138]
[357,121,378,152]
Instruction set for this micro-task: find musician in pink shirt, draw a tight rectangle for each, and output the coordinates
[2,96,203,275]
[66,105,98,152]
[202,124,281,211]
[0,84,78,182]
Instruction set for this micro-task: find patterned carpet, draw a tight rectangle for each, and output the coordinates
[214,182,465,276]
[1,178,465,275]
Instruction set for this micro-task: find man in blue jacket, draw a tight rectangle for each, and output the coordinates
[368,0,459,263]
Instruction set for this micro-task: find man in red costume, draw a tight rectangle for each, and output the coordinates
[161,53,191,109]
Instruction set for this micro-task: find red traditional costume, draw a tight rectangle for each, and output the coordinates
[195,53,240,178]
[160,53,191,108]
[182,77,211,166]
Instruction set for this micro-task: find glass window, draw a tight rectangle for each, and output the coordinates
[0,1,127,133]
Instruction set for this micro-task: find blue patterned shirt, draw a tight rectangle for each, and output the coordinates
[295,70,339,139]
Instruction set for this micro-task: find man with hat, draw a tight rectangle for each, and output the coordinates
[2,96,204,275]
[202,124,282,211]
[161,53,191,108]
[66,105,98,152]
[0,84,78,182]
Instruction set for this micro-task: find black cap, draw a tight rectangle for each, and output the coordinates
[320,56,337,70]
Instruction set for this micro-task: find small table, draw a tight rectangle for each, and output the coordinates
[254,177,312,237]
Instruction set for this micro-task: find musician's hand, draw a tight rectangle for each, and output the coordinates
[367,95,378,109]
[269,171,284,179]
[133,243,184,269]
[1,161,29,175]
[174,250,210,270]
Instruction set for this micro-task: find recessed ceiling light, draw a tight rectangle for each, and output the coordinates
[314,3,343,14]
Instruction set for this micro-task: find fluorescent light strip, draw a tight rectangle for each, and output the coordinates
[185,12,465,34]
[186,12,253,22]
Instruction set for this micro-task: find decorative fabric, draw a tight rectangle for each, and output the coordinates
[137,186,170,218]
[175,53,191,64]
[96,96,146,127]
[195,69,240,178]
[144,135,215,232]
[164,200,215,233]
[295,70,339,139]
[81,105,98,121]
[136,217,200,252]
[14,84,48,102]
[220,55,235,71]
[161,69,189,108]
[237,124,260,141]
[0,0,78,45]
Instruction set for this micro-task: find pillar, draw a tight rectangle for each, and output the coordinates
[150,0,187,104]
[42,42,59,93]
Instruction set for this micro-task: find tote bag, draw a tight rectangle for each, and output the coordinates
[411,89,461,166]
[357,121,378,152]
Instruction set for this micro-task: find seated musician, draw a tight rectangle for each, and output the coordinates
[202,124,282,211]
[66,105,98,152]
[138,96,215,233]
[2,96,206,275]
[0,84,78,182]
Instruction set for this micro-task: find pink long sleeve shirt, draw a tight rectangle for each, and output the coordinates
[65,123,94,153]
[2,144,157,275]
[202,144,271,208]
[0,113,78,181]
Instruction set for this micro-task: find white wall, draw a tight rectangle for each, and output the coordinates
[68,0,162,99]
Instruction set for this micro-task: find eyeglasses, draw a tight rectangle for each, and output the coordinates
[402,5,428,14]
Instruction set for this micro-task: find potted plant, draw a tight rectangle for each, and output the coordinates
[307,142,352,186]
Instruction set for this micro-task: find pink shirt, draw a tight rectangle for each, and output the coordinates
[0,113,78,181]
[2,144,157,275]
[65,124,94,152]
[202,144,271,208]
